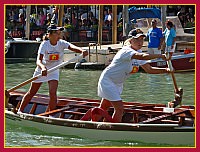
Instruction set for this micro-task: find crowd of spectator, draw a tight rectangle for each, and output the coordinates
[6,5,116,41]
[5,5,195,41]
[177,7,195,33]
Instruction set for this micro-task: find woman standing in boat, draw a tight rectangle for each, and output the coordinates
[18,24,88,114]
[97,29,171,123]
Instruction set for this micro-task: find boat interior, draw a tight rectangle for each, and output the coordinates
[7,91,195,126]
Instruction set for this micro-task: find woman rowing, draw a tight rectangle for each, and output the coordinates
[18,24,88,115]
[96,28,171,123]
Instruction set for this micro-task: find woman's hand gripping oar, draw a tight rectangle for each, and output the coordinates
[166,52,183,108]
[5,54,83,108]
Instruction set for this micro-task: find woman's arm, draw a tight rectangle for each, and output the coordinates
[132,52,166,60]
[141,63,170,74]
[68,44,88,57]
[171,37,176,49]
[36,54,47,76]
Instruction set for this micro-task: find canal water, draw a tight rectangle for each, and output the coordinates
[5,62,195,147]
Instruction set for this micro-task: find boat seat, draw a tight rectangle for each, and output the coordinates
[69,104,94,109]
[38,106,72,116]
[62,111,85,115]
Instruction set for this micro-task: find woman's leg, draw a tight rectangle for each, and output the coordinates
[99,99,124,122]
[18,82,42,112]
[110,100,124,122]
[47,80,58,112]
[99,98,112,110]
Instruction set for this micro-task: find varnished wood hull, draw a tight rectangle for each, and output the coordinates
[5,91,195,146]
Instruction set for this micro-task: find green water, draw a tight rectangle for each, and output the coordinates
[5,62,195,147]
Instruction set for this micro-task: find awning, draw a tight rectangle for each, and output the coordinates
[128,6,161,21]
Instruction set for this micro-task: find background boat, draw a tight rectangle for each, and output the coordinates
[5,29,41,63]
[149,52,195,72]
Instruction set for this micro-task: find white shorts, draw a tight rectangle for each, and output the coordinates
[165,43,176,53]
[98,74,123,101]
[32,69,59,83]
[148,48,161,54]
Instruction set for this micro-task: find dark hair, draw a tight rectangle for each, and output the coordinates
[166,20,173,28]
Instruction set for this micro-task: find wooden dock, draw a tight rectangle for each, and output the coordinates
[63,41,194,70]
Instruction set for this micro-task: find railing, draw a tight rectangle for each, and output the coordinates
[7,27,123,42]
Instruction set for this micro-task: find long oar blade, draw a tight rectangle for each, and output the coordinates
[7,54,83,92]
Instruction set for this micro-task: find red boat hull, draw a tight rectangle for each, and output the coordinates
[150,53,195,72]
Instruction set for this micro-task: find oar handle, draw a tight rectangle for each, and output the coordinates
[7,54,83,93]
[7,76,39,92]
[166,52,179,93]
[166,53,173,71]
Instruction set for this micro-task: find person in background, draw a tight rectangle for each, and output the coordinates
[39,11,46,27]
[18,24,88,115]
[177,7,185,27]
[163,20,176,59]
[103,10,109,22]
[146,19,163,54]
[45,13,52,26]
[186,8,194,22]
[51,6,59,25]
[71,12,78,28]
[96,29,171,123]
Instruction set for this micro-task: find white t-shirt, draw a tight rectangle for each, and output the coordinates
[98,46,147,101]
[33,39,70,82]
[35,39,70,71]
[102,46,147,84]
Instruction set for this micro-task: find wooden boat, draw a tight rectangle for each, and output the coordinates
[5,91,195,146]
[149,52,195,72]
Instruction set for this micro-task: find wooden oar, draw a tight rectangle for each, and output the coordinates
[5,54,83,106]
[166,53,178,93]
[166,52,183,107]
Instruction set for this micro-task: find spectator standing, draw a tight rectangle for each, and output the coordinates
[163,20,176,59]
[45,13,52,26]
[71,12,78,28]
[107,9,112,22]
[186,8,194,21]
[39,11,46,26]
[104,10,109,22]
[177,7,186,27]
[51,6,59,25]
[146,19,163,54]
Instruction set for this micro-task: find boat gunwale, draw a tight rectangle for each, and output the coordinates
[5,110,195,132]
